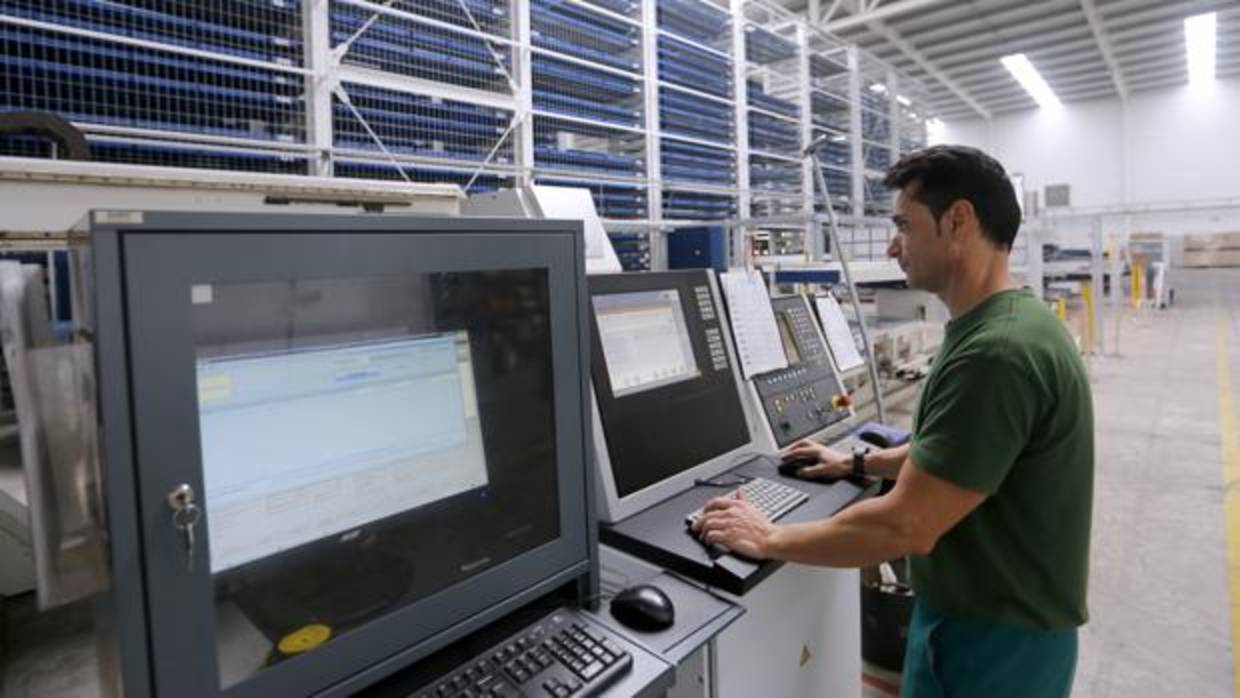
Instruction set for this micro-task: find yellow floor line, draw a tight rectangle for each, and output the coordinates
[1216,309,1240,698]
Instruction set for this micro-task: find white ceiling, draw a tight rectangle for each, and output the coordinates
[769,0,1240,120]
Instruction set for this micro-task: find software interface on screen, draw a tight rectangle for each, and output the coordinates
[196,332,488,573]
[592,290,700,397]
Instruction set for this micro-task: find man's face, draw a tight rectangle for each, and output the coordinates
[887,186,951,292]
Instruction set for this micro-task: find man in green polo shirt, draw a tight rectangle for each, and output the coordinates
[693,145,1094,697]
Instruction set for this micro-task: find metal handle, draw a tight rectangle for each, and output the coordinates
[167,484,200,573]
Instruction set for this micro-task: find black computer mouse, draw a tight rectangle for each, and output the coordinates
[778,455,819,478]
[609,584,674,632]
[858,429,892,448]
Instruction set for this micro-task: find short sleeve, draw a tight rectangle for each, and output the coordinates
[910,351,1038,494]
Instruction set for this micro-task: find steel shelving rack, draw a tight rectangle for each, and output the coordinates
[0,0,934,270]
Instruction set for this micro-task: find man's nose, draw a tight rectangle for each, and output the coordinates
[887,236,901,258]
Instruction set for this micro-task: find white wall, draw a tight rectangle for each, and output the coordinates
[933,77,1240,239]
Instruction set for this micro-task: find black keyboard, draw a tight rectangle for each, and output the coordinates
[409,611,632,698]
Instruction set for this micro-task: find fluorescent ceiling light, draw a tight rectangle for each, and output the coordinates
[1000,53,1062,111]
[869,83,887,94]
[896,94,911,107]
[1185,12,1217,85]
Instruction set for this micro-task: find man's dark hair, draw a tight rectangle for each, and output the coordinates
[883,145,1021,249]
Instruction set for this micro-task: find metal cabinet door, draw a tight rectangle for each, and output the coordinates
[117,229,584,698]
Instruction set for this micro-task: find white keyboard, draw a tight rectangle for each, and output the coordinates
[684,477,809,528]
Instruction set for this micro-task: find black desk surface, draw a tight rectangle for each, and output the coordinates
[589,546,744,666]
[600,444,880,596]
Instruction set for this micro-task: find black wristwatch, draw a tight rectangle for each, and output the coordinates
[852,448,866,478]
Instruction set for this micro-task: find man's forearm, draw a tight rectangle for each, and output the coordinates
[764,492,926,567]
[862,442,910,480]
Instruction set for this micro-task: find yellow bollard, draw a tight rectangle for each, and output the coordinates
[1131,264,1143,310]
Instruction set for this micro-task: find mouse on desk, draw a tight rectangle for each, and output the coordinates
[857,429,892,448]
[777,455,821,480]
[609,584,674,633]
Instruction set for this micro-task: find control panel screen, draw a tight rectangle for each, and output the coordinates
[775,313,803,365]
[592,290,701,397]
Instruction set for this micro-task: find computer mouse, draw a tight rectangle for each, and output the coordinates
[778,455,819,478]
[609,584,674,632]
[857,429,892,448]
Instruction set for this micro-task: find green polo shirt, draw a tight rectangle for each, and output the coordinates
[909,288,1094,631]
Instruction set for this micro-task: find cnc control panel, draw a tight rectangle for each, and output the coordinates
[753,296,852,447]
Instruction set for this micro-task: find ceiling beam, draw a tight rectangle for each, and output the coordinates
[1108,5,1240,43]
[1125,54,1240,85]
[895,0,1077,44]
[933,36,1097,72]
[1114,25,1240,61]
[899,6,1087,56]
[864,19,992,119]
[820,0,943,34]
[947,46,1106,83]
[956,62,1107,93]
[1078,0,1128,100]
[980,93,1038,111]
[1103,0,1234,32]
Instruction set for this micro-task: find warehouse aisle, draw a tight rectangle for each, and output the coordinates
[1073,267,1238,698]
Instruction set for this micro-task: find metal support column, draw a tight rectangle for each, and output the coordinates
[1025,222,1044,299]
[847,46,864,225]
[797,24,817,260]
[512,0,534,188]
[302,0,334,177]
[731,0,751,268]
[887,67,899,165]
[642,0,665,270]
[1090,215,1105,355]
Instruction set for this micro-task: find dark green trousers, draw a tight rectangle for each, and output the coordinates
[900,601,1078,698]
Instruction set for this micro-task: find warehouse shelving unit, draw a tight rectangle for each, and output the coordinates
[0,0,934,270]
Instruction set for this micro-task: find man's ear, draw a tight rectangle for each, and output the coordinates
[947,199,977,243]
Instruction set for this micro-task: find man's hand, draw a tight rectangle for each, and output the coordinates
[691,492,779,559]
[780,439,851,480]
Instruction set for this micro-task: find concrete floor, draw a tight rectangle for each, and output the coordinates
[4,268,1239,697]
[1072,267,1236,698]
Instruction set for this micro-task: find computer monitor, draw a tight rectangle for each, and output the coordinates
[90,212,594,697]
[588,270,762,523]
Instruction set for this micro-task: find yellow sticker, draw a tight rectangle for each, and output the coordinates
[277,624,332,655]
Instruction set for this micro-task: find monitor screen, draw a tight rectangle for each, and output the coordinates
[190,270,566,687]
[591,290,700,397]
[197,332,489,574]
[589,271,753,518]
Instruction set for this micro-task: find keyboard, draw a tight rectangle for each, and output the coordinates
[408,611,632,698]
[683,477,809,528]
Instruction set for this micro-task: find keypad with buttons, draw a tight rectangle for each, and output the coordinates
[409,613,631,698]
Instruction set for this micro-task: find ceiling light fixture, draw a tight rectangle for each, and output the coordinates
[1000,53,1062,111]
[1185,12,1217,86]
[896,94,911,107]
